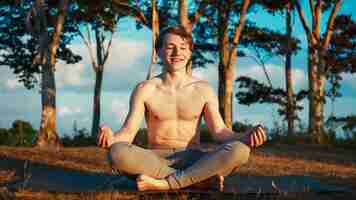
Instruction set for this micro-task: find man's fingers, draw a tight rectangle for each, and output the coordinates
[249,125,266,147]
[258,126,267,142]
[256,129,264,145]
[254,127,263,144]
[255,126,266,143]
[97,127,108,148]
[250,134,255,147]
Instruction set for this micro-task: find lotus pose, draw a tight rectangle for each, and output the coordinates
[97,26,267,191]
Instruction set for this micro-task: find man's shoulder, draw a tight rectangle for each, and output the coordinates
[133,78,161,94]
[190,77,214,92]
[137,78,160,88]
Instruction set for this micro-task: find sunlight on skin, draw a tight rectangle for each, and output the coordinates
[136,175,170,191]
[96,27,268,192]
[136,174,225,191]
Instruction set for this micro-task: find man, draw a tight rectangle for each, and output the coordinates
[97,26,267,191]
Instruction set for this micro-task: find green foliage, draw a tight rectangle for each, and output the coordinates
[324,15,356,104]
[235,76,308,122]
[0,120,36,146]
[0,0,81,89]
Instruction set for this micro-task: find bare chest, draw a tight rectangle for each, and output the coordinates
[145,88,205,121]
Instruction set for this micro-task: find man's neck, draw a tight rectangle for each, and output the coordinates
[162,68,190,89]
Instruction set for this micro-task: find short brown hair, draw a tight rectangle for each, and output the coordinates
[155,26,193,52]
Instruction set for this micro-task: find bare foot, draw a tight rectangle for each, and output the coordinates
[242,125,267,148]
[136,174,170,191]
[190,175,224,191]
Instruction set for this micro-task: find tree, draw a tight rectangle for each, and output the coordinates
[235,76,308,131]
[284,2,295,136]
[325,14,356,130]
[215,0,250,128]
[0,0,81,148]
[145,0,159,80]
[256,0,298,136]
[26,0,71,148]
[75,0,121,138]
[294,0,343,143]
[177,0,210,74]
[10,120,37,146]
[0,120,37,146]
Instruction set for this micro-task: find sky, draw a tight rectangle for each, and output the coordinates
[0,1,356,137]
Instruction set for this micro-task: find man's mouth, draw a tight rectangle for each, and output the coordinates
[170,58,185,63]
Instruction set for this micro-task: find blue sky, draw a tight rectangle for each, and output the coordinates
[0,1,355,136]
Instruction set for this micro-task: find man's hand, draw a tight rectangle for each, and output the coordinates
[97,125,115,148]
[242,125,267,148]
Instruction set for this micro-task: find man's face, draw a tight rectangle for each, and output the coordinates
[158,33,192,72]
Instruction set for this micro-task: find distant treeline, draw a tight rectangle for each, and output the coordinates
[1,118,356,148]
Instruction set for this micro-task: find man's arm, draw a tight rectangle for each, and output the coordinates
[202,84,267,146]
[98,82,148,147]
[202,84,240,143]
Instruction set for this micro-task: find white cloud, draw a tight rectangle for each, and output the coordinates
[106,38,150,71]
[238,64,308,91]
[58,106,81,117]
[56,62,93,89]
[5,78,22,89]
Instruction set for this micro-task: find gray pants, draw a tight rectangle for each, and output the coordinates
[108,141,250,189]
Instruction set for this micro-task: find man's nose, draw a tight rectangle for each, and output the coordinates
[172,47,180,55]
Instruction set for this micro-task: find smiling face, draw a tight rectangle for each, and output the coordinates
[158,33,192,72]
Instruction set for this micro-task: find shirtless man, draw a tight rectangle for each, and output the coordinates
[97,26,267,191]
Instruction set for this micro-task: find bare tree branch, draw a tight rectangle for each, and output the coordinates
[103,32,113,65]
[308,0,315,21]
[322,0,342,49]
[313,0,322,41]
[295,1,314,42]
[112,0,148,26]
[77,24,97,71]
[231,0,249,47]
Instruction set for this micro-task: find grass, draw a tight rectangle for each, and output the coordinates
[0,143,356,199]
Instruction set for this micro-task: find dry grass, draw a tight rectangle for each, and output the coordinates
[0,143,356,199]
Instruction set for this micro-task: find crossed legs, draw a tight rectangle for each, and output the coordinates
[108,125,266,191]
[109,140,250,191]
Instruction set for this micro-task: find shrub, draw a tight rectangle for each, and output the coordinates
[0,120,37,146]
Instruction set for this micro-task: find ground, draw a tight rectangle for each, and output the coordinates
[0,143,356,199]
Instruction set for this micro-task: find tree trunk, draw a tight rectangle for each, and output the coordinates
[295,0,342,144]
[308,44,326,143]
[91,27,104,138]
[178,0,191,32]
[217,6,234,128]
[146,0,159,80]
[218,61,235,129]
[285,3,294,136]
[92,67,103,138]
[35,0,68,148]
[178,0,193,75]
[217,0,249,128]
[36,63,61,148]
